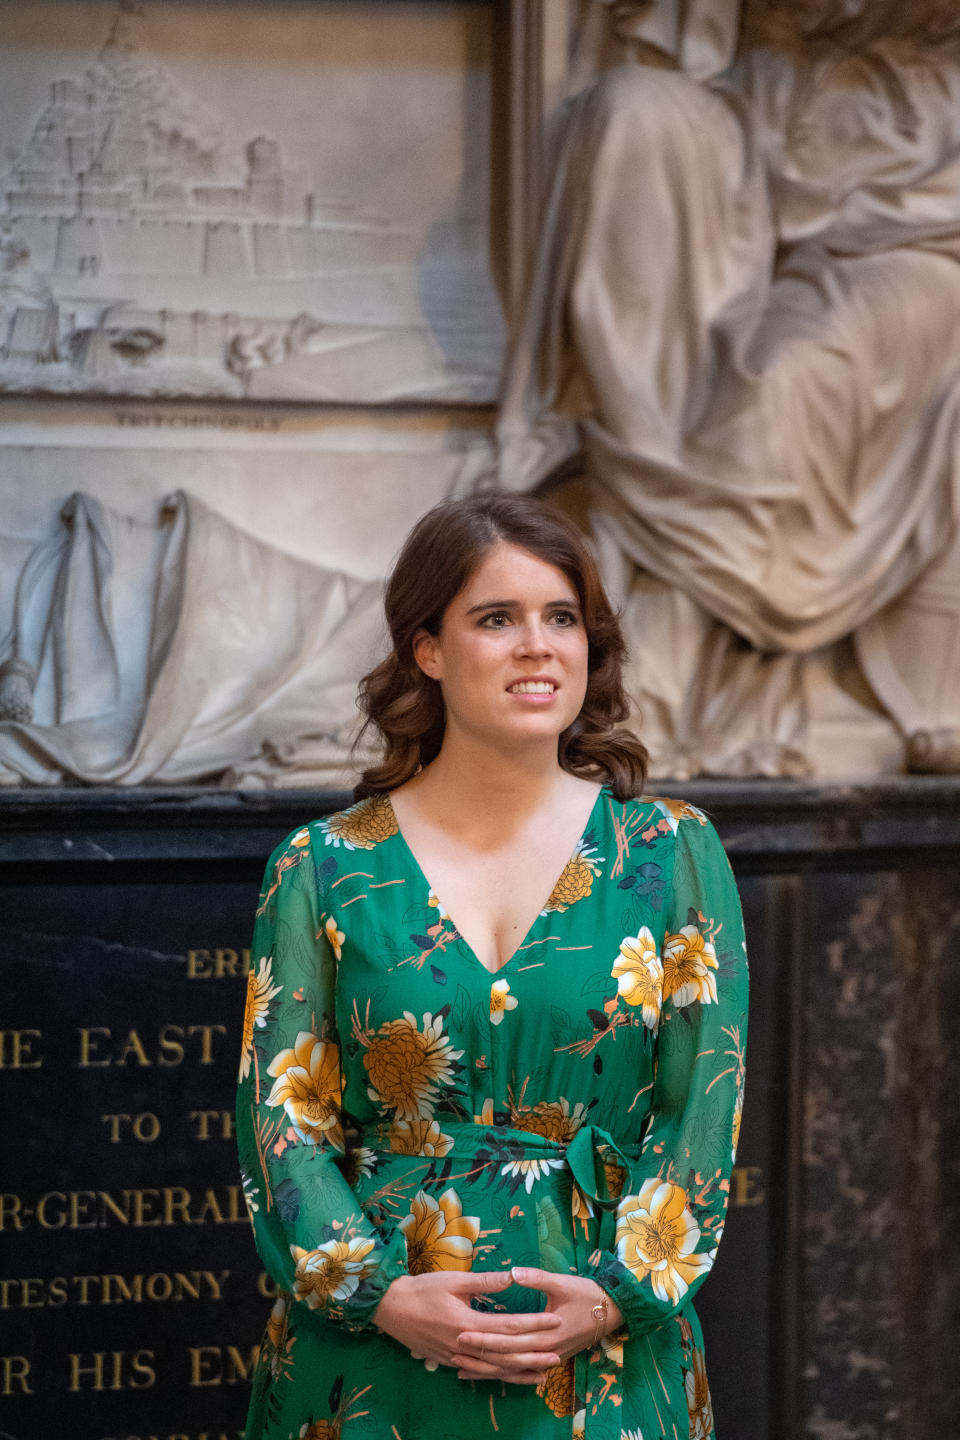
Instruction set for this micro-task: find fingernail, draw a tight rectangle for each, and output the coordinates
[511,1266,527,1282]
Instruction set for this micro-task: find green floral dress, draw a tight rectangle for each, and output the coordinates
[236,789,748,1440]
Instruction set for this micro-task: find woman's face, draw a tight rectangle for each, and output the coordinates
[413,540,590,754]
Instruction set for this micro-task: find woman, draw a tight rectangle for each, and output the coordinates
[236,493,748,1440]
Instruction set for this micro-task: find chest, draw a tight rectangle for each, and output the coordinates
[407,828,579,974]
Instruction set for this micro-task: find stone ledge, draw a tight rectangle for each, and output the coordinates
[2,777,959,865]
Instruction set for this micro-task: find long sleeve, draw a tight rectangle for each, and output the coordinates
[586,810,748,1335]
[235,826,408,1333]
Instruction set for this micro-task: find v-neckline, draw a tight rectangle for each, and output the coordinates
[385,784,606,978]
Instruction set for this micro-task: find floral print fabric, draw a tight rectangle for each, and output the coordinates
[236,791,748,1440]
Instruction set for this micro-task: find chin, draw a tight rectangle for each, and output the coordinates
[507,713,577,742]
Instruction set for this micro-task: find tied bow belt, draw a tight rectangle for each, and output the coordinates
[361,1119,645,1435]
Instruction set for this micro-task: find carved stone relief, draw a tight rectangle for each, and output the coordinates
[5,0,960,786]
[499,0,960,776]
[0,410,493,787]
[0,0,503,402]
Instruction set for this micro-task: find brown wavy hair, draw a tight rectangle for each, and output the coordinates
[354,492,648,801]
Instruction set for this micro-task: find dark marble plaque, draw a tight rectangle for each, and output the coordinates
[2,779,959,1440]
[0,873,263,1438]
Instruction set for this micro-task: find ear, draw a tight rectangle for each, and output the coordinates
[413,628,443,680]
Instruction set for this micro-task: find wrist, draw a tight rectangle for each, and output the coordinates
[588,1281,622,1338]
[372,1273,415,1329]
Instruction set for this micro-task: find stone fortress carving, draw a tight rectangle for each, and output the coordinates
[0,0,501,401]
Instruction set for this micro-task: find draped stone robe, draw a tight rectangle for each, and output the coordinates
[499,0,960,775]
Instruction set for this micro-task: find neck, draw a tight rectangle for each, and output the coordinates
[414,732,572,818]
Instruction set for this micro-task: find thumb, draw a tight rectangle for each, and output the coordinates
[511,1266,560,1291]
[462,1267,514,1294]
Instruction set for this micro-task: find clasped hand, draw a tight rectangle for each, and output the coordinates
[373,1267,622,1385]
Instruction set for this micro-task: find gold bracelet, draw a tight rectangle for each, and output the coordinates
[590,1293,608,1348]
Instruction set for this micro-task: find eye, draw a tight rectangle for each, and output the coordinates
[479,610,511,629]
[550,609,580,627]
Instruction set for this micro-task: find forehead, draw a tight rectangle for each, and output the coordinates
[457,540,577,602]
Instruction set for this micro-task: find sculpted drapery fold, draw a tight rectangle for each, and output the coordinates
[498,0,960,773]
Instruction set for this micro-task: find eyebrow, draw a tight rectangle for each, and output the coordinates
[465,596,581,616]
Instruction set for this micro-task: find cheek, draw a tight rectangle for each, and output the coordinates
[441,634,504,688]
[565,631,590,674]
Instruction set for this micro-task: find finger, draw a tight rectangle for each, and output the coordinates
[456,1328,562,1354]
[455,1311,563,1339]
[459,1268,515,1294]
[510,1266,564,1292]
[452,1348,560,1371]
[457,1363,550,1386]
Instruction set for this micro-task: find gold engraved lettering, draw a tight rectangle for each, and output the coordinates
[106,1274,143,1304]
[187,946,253,979]
[77,1027,112,1067]
[117,1030,151,1066]
[204,1270,230,1301]
[70,1191,101,1229]
[164,1187,193,1225]
[158,1024,186,1066]
[69,1351,107,1391]
[75,1275,98,1304]
[48,1276,68,1306]
[188,1025,228,1064]
[257,1271,278,1299]
[101,1112,162,1142]
[191,1190,224,1225]
[147,1274,172,1302]
[189,1346,221,1387]
[132,1190,163,1227]
[0,1029,44,1069]
[68,1349,156,1391]
[0,1194,26,1232]
[6,1187,247,1230]
[189,1110,234,1141]
[77,1025,226,1067]
[1,1270,230,1309]
[130,1350,157,1388]
[37,1192,67,1229]
[99,1191,133,1226]
[1,1354,33,1395]
[187,948,213,977]
[225,1345,258,1384]
[188,1344,259,1388]
[730,1165,766,1207]
[214,948,250,978]
[19,1278,43,1309]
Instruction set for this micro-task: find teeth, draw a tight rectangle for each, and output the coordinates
[509,681,555,694]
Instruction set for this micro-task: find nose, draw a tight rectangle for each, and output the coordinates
[514,616,553,656]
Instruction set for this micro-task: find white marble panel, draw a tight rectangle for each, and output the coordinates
[0,403,495,575]
[0,0,504,402]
